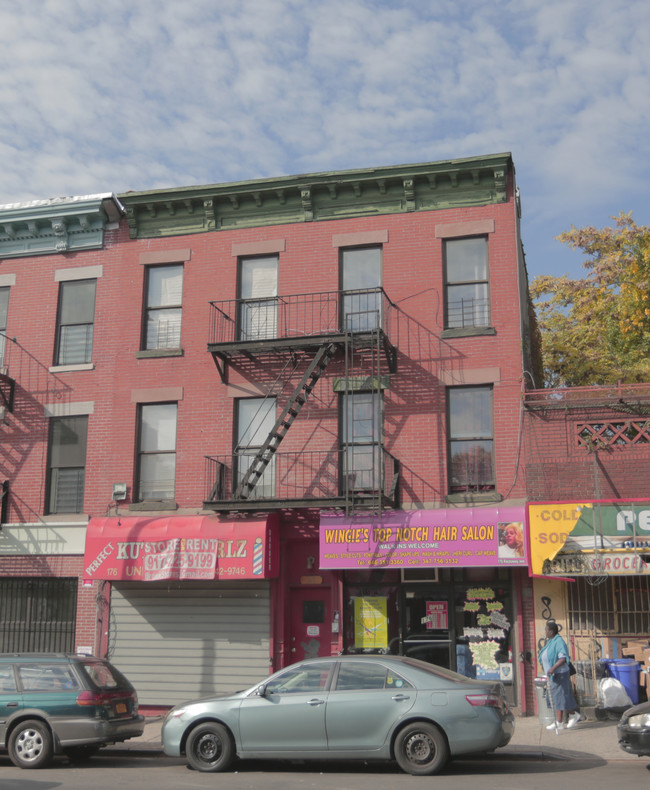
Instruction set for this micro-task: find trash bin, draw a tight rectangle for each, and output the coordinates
[534,677,555,725]
[608,659,641,705]
[574,659,607,706]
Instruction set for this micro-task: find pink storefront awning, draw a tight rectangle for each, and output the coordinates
[83,515,279,582]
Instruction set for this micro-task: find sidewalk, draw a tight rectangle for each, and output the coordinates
[109,711,648,764]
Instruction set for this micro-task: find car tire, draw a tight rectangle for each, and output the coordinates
[394,721,449,776]
[8,719,54,769]
[186,722,234,772]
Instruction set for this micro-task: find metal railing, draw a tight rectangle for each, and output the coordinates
[208,288,395,347]
[446,297,490,329]
[204,448,400,509]
[524,382,650,409]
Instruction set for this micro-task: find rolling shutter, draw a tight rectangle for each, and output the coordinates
[109,580,270,706]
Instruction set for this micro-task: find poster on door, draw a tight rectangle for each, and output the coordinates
[353,597,388,650]
[422,601,448,630]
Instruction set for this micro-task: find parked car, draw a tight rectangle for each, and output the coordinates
[162,654,514,776]
[617,699,650,756]
[0,652,144,768]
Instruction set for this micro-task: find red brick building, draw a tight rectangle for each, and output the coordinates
[0,155,540,713]
[524,384,650,708]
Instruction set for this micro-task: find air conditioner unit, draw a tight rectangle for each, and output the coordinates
[112,483,127,501]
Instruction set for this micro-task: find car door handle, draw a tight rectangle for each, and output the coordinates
[307,698,325,706]
[6,702,18,708]
[391,694,411,702]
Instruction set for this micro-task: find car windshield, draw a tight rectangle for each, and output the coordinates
[80,660,128,690]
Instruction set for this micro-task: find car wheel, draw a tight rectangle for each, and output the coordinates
[8,719,54,769]
[186,722,234,772]
[64,745,101,762]
[394,721,449,776]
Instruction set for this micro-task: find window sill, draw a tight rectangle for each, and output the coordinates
[441,327,496,339]
[446,492,503,505]
[136,348,184,359]
[49,363,95,373]
[129,500,178,511]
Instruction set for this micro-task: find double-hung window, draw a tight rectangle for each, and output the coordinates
[341,247,382,332]
[341,390,382,491]
[235,397,276,497]
[54,280,96,365]
[0,287,9,367]
[447,386,495,493]
[444,237,489,329]
[238,256,278,341]
[47,416,88,514]
[144,265,183,350]
[137,403,177,501]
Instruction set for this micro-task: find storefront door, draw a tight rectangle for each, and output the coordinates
[395,586,455,669]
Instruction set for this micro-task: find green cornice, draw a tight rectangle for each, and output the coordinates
[0,194,123,259]
[119,153,513,240]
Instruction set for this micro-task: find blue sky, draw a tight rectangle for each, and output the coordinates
[1,0,649,283]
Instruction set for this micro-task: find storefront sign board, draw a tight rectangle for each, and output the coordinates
[83,515,279,582]
[319,507,527,569]
[528,501,650,576]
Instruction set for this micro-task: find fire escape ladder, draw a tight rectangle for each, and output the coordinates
[233,342,338,499]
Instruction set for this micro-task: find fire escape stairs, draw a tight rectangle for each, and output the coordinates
[233,342,339,500]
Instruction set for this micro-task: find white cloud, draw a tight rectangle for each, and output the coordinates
[0,0,649,279]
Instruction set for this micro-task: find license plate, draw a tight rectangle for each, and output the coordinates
[115,702,127,714]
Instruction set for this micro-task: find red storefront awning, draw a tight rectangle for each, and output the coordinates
[83,515,279,582]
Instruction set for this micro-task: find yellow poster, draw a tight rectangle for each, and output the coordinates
[354,596,388,649]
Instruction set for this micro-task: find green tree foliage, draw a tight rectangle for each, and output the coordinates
[531,213,650,387]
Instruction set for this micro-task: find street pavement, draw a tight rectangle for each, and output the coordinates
[107,710,648,764]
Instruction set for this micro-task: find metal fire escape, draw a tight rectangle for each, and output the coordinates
[205,289,399,513]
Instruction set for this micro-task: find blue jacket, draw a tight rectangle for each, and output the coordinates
[539,634,569,674]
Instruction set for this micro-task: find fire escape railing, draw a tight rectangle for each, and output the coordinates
[204,449,400,512]
[208,288,396,349]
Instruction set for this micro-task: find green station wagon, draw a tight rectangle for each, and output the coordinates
[0,652,144,768]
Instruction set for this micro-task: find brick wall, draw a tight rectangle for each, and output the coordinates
[1,192,528,518]
[524,406,650,501]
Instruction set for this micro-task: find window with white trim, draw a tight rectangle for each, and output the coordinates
[46,415,88,514]
[54,280,96,365]
[136,403,177,501]
[444,237,490,329]
[0,287,9,367]
[447,386,495,493]
[144,265,183,350]
[238,256,278,341]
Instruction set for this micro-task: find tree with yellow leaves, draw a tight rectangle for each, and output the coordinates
[531,212,650,387]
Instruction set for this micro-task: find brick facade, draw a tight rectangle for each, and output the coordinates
[0,155,540,712]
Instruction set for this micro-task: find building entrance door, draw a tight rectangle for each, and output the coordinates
[289,587,332,663]
[394,586,455,670]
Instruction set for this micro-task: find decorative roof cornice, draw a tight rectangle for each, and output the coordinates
[0,194,124,259]
[119,153,513,240]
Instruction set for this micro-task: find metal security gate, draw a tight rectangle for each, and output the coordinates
[0,577,77,652]
[568,576,650,636]
[109,581,271,706]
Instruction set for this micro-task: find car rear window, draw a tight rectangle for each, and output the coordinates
[79,660,127,690]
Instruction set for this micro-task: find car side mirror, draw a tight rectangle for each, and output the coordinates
[256,684,268,697]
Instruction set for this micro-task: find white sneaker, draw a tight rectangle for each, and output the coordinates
[567,712,582,729]
[546,722,564,730]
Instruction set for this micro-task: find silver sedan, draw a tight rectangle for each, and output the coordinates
[162,654,514,776]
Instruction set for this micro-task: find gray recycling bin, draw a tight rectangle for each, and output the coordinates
[534,677,555,725]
